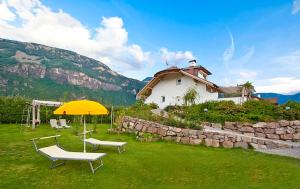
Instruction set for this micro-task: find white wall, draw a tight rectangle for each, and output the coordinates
[217,97,246,104]
[145,74,219,109]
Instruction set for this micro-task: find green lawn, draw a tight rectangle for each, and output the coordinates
[0,124,300,189]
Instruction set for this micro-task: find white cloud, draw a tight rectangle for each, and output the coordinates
[255,77,300,94]
[292,0,300,14]
[238,70,257,79]
[274,50,300,66]
[159,47,194,66]
[223,31,235,62]
[0,0,15,21]
[0,0,177,76]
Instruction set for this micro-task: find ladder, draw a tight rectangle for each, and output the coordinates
[21,104,32,128]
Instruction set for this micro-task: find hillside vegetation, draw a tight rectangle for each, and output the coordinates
[0,38,144,105]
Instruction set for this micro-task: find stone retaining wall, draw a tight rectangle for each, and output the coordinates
[121,116,300,149]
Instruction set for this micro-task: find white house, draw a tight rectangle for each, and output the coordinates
[137,60,247,108]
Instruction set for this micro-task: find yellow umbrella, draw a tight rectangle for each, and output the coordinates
[54,100,109,152]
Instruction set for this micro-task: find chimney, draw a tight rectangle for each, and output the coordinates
[189,59,197,67]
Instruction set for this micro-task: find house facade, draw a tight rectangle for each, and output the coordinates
[137,60,248,109]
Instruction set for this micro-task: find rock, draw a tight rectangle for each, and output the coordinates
[166,130,177,136]
[254,128,264,133]
[222,140,233,148]
[158,128,167,136]
[135,124,143,131]
[241,136,252,143]
[212,139,220,147]
[253,122,266,128]
[147,127,158,134]
[279,120,289,127]
[293,133,300,140]
[292,120,300,126]
[255,133,266,138]
[189,130,198,136]
[265,141,278,149]
[257,139,265,145]
[213,135,225,140]
[286,127,295,134]
[176,137,181,143]
[234,142,249,149]
[205,138,213,147]
[244,133,255,137]
[239,127,254,133]
[275,128,286,135]
[163,136,175,141]
[281,134,293,140]
[180,137,190,144]
[190,139,202,145]
[266,122,279,129]
[199,135,206,140]
[182,129,190,136]
[266,134,280,140]
[129,122,135,127]
[173,127,182,133]
[211,123,222,129]
[224,122,236,130]
[250,143,267,149]
[264,129,275,134]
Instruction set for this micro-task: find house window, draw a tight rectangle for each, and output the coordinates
[161,96,165,103]
[176,78,181,85]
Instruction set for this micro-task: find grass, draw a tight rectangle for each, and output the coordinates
[0,124,300,189]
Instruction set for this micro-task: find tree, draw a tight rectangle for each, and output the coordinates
[242,81,255,102]
[183,88,198,106]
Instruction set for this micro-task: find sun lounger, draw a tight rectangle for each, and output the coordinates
[31,135,106,173]
[59,119,71,128]
[83,130,127,153]
[50,119,63,129]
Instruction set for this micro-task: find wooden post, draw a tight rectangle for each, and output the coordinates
[110,106,113,129]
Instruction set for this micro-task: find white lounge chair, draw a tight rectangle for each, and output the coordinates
[59,119,71,128]
[84,130,127,153]
[50,119,63,129]
[31,135,106,173]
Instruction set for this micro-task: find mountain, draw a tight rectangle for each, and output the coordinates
[142,77,153,83]
[0,38,145,106]
[256,92,300,104]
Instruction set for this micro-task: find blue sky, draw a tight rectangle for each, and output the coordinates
[0,0,300,94]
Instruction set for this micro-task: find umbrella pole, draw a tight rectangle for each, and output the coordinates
[84,115,86,153]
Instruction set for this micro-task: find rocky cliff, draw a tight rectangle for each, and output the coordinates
[0,38,144,105]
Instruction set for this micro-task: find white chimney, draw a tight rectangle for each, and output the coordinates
[189,59,197,67]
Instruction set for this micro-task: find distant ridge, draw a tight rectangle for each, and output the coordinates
[256,92,300,104]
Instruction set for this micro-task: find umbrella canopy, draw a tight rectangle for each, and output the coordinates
[53,100,109,152]
[53,100,109,115]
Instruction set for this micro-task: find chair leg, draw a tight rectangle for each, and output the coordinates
[117,146,125,153]
[89,159,103,174]
[50,160,65,169]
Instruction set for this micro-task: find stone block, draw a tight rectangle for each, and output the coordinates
[234,142,249,149]
[286,127,295,134]
[176,137,181,143]
[257,139,265,145]
[266,134,280,140]
[205,138,213,147]
[239,127,254,133]
[280,134,293,140]
[252,138,258,143]
[250,143,267,149]
[222,140,234,148]
[264,129,275,134]
[255,133,266,138]
[173,127,182,133]
[275,128,286,135]
[166,130,177,136]
[266,122,279,129]
[293,133,300,140]
[163,136,175,141]
[265,141,278,149]
[190,139,202,145]
[135,124,143,131]
[279,120,289,127]
[224,122,236,130]
[181,137,190,144]
[211,123,222,129]
[253,122,266,128]
[158,128,167,136]
[254,128,264,133]
[241,136,252,143]
[244,133,255,137]
[182,129,190,136]
[292,120,300,126]
[189,130,198,136]
[212,139,220,147]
